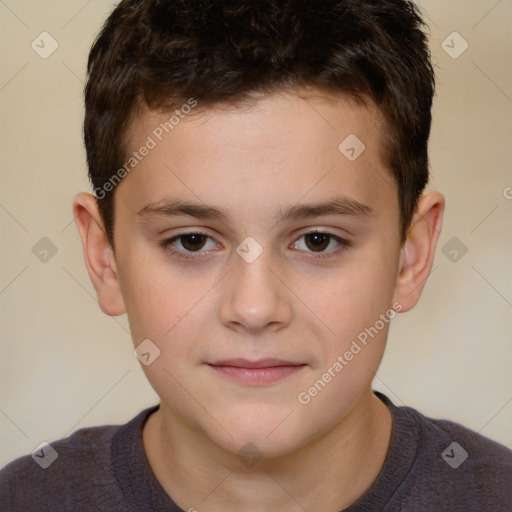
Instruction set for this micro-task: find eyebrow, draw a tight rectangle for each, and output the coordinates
[137,196,375,224]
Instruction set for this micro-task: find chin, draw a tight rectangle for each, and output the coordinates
[203,407,310,460]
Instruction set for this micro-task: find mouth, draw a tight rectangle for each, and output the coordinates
[206,358,307,386]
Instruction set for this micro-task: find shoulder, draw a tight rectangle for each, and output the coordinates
[0,423,120,510]
[390,398,512,511]
[414,406,512,474]
[432,415,512,493]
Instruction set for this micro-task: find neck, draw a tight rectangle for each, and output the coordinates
[142,389,392,512]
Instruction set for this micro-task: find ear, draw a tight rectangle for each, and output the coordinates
[73,192,126,316]
[393,191,445,312]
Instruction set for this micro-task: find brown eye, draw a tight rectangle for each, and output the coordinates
[179,233,209,252]
[304,232,331,252]
[161,231,218,259]
[292,231,350,259]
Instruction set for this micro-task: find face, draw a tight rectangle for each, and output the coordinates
[112,90,402,456]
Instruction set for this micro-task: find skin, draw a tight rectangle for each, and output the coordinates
[74,88,444,511]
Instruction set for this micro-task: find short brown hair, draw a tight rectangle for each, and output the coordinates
[84,0,435,246]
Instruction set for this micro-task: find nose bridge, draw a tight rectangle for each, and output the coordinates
[219,239,291,332]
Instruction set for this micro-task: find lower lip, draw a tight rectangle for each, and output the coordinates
[208,365,306,385]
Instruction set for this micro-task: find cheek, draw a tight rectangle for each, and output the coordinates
[296,266,395,419]
[120,263,209,401]
[319,258,396,337]
[116,243,209,342]
[306,251,398,399]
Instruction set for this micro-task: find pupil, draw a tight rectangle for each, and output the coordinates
[306,233,329,252]
[182,234,206,251]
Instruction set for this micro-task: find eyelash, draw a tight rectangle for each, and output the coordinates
[160,230,350,261]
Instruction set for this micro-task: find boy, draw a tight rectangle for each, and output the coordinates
[1,0,511,510]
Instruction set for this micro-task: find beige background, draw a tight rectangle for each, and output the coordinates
[1,0,511,467]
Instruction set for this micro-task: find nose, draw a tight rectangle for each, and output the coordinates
[218,246,293,334]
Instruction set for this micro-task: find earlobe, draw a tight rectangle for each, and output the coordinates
[73,193,126,316]
[393,191,445,312]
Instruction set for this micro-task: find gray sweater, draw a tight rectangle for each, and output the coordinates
[1,392,511,511]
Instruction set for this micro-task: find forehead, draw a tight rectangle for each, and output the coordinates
[128,89,384,160]
[116,89,396,229]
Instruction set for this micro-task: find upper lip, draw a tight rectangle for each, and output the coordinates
[208,358,305,369]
